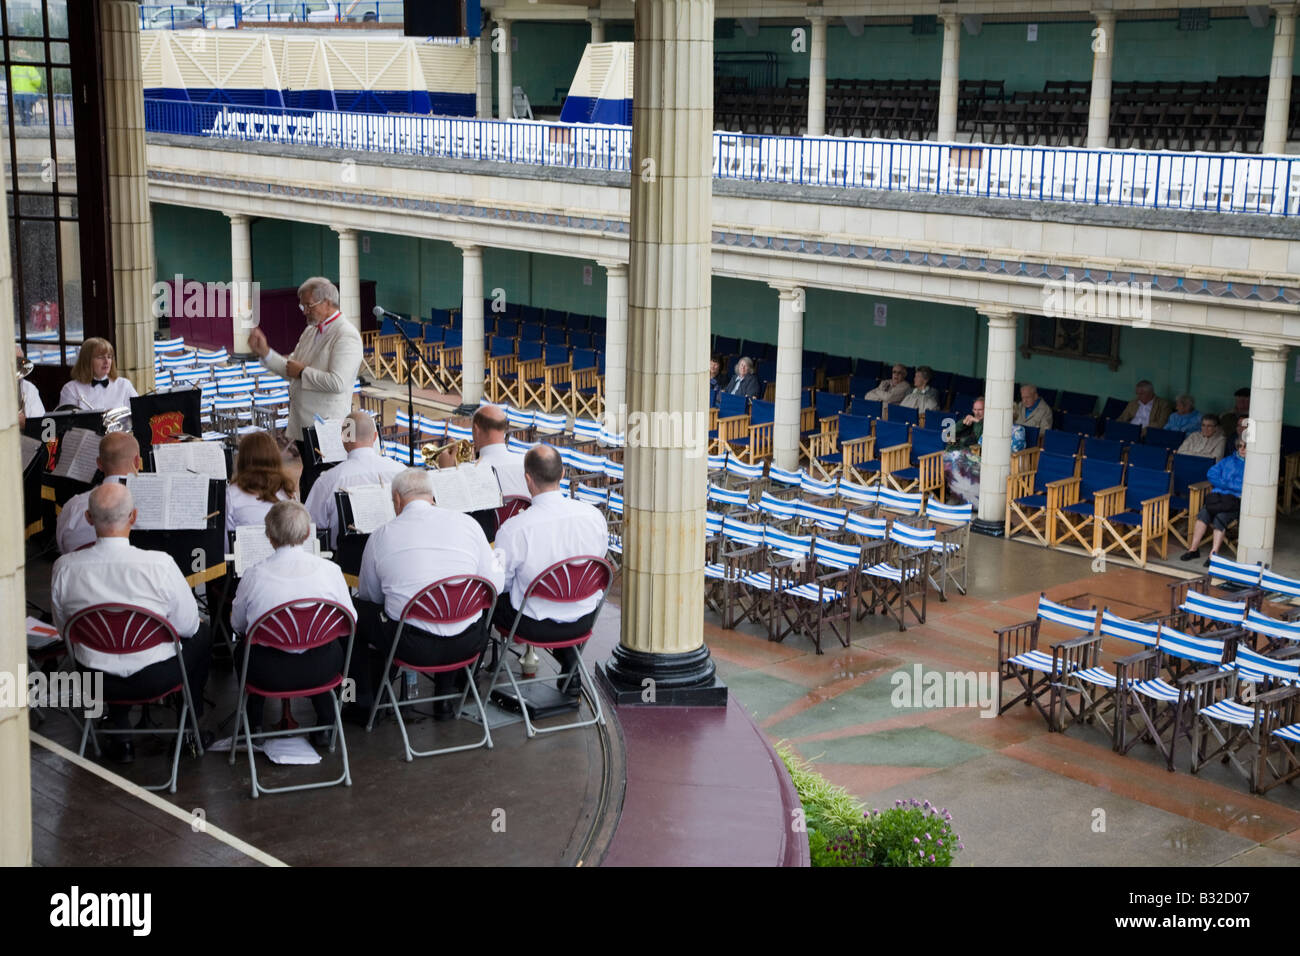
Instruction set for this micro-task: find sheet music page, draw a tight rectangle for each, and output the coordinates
[234,523,319,575]
[21,434,41,471]
[168,475,211,530]
[346,484,395,534]
[462,462,504,511]
[125,474,169,530]
[427,468,473,512]
[27,616,60,651]
[52,428,101,482]
[315,419,347,463]
[154,440,228,479]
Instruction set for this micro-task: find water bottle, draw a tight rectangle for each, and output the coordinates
[405,669,419,700]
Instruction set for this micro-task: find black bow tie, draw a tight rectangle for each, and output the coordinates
[92,378,109,388]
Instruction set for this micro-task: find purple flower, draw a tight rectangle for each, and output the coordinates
[913,836,920,844]
[928,854,935,862]
[925,832,931,840]
[923,800,931,808]
[937,839,943,847]
[957,843,964,851]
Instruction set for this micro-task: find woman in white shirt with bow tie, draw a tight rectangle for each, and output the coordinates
[58,337,137,411]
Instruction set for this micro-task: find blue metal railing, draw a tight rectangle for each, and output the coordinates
[139,2,405,30]
[142,98,1300,217]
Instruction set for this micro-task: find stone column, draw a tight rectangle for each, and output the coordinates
[476,31,493,119]
[1086,10,1116,149]
[455,242,485,406]
[1238,342,1288,565]
[228,213,253,354]
[103,0,155,391]
[335,227,361,331]
[937,12,961,141]
[807,14,827,136]
[600,260,628,432]
[1263,5,1297,154]
[0,111,30,867]
[771,283,804,471]
[598,0,724,706]
[976,309,1017,532]
[496,17,513,120]
[590,15,606,44]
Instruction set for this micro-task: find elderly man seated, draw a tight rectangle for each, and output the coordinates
[866,362,910,404]
[351,468,503,720]
[231,501,356,746]
[1176,414,1226,460]
[494,445,610,696]
[303,411,404,547]
[51,483,212,763]
[55,432,140,554]
[1180,438,1247,566]
[899,365,941,413]
[1014,383,1053,431]
[1166,394,1201,433]
[1118,379,1172,430]
[1220,387,1250,438]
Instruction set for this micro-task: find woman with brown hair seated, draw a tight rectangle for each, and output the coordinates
[227,430,297,533]
[58,337,137,411]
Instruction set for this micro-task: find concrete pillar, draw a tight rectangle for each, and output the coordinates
[937,12,961,141]
[228,214,253,354]
[455,242,485,405]
[1238,342,1288,565]
[476,33,493,119]
[335,227,361,331]
[590,15,605,44]
[598,0,724,705]
[771,283,804,471]
[600,260,628,431]
[1263,5,1297,154]
[496,18,513,120]
[807,15,827,137]
[103,0,155,391]
[0,100,30,868]
[1086,10,1116,149]
[977,310,1017,529]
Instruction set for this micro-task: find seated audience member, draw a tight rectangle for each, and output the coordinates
[1166,394,1201,433]
[899,365,941,413]
[708,355,725,396]
[58,337,137,411]
[494,445,609,696]
[352,468,503,719]
[722,357,761,399]
[227,430,297,533]
[866,363,910,405]
[50,483,212,763]
[1176,414,1226,460]
[16,344,43,423]
[55,432,140,554]
[1118,380,1171,430]
[1014,383,1053,431]
[1220,387,1250,438]
[304,411,403,547]
[1180,438,1247,565]
[943,397,987,506]
[231,501,355,745]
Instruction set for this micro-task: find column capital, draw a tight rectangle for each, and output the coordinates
[1092,7,1116,25]
[227,213,249,225]
[768,281,803,299]
[333,226,355,238]
[598,259,628,276]
[1271,3,1297,17]
[980,307,1017,327]
[453,241,482,256]
[939,11,961,28]
[496,15,510,28]
[1241,340,1291,361]
[808,12,827,27]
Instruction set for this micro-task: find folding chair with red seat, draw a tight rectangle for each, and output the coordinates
[366,577,498,761]
[230,599,356,798]
[495,495,531,531]
[487,556,613,738]
[66,604,204,794]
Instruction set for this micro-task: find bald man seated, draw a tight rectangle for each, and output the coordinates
[303,410,404,547]
[55,431,141,554]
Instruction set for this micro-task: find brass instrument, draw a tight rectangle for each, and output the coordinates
[421,438,474,468]
[17,354,33,380]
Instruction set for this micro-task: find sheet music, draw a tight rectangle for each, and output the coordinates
[153,440,228,479]
[126,474,211,530]
[427,463,503,513]
[314,419,347,463]
[26,616,59,651]
[21,434,41,471]
[463,462,504,511]
[233,523,319,576]
[52,428,100,482]
[345,483,395,534]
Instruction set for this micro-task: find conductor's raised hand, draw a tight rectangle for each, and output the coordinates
[247,327,269,357]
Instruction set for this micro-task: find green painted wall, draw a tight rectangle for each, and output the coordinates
[152,204,230,283]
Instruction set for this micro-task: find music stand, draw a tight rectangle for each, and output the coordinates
[24,410,110,506]
[332,491,370,580]
[130,478,227,590]
[300,425,343,502]
[132,388,202,462]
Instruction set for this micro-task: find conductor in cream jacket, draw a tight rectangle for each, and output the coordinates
[248,277,362,445]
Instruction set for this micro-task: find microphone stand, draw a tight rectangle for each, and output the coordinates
[378,310,441,467]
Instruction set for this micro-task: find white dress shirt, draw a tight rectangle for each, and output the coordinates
[20,377,44,417]
[226,483,291,533]
[56,474,130,555]
[261,310,363,440]
[477,441,530,502]
[1131,399,1154,427]
[51,537,200,677]
[304,444,405,546]
[494,490,609,622]
[231,544,356,652]
[59,376,137,412]
[358,499,504,633]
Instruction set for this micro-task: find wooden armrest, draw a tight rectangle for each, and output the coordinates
[1046,475,1081,508]
[1093,485,1126,518]
[880,443,911,472]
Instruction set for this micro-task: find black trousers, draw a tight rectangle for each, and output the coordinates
[100,625,213,729]
[353,600,490,704]
[239,640,345,729]
[491,601,599,680]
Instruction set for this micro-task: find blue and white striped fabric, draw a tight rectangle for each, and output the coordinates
[382,440,418,463]
[926,499,973,526]
[253,393,289,408]
[175,368,208,385]
[1243,608,1300,644]
[796,500,847,531]
[217,377,257,395]
[878,488,923,514]
[243,361,266,376]
[159,355,195,370]
[506,407,536,429]
[534,412,567,433]
[1130,677,1180,701]
[508,437,538,455]
[255,375,288,391]
[767,466,802,489]
[758,492,799,523]
[352,382,363,394]
[1273,722,1300,743]
[889,522,937,550]
[568,450,607,473]
[722,518,764,548]
[555,446,580,467]
[764,526,811,559]
[785,582,845,603]
[705,511,723,535]
[155,371,173,388]
[573,485,608,507]
[598,427,625,447]
[603,459,624,481]
[1007,649,1065,673]
[705,562,740,581]
[1100,610,1159,648]
[707,454,727,472]
[212,397,251,418]
[1157,626,1227,666]
[1233,646,1300,684]
[1073,666,1118,688]
[838,482,878,507]
[1037,597,1097,633]
[800,473,838,498]
[194,348,229,365]
[199,381,219,398]
[865,562,919,582]
[574,418,602,441]
[1180,590,1247,625]
[153,337,186,354]
[446,423,473,441]
[725,458,766,481]
[393,409,444,436]
[559,478,571,494]
[1208,553,1264,587]
[813,537,859,571]
[739,570,780,592]
[212,366,246,381]
[1262,568,1300,599]
[607,492,624,515]
[845,513,887,539]
[708,484,749,508]
[1199,699,1258,726]
[607,532,622,555]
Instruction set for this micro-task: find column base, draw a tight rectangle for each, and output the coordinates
[972,518,1005,538]
[597,644,728,707]
[453,402,481,416]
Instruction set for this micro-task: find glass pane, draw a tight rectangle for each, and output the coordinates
[18,192,51,215]
[16,217,59,350]
[47,0,68,38]
[49,40,66,63]
[4,1,44,36]
[48,65,69,128]
[59,211,79,344]
[53,110,73,182]
[8,59,49,128]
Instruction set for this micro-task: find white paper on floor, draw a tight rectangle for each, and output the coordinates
[208,735,323,765]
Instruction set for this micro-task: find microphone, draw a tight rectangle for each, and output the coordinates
[373,305,400,321]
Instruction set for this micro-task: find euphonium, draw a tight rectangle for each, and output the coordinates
[421,438,473,468]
